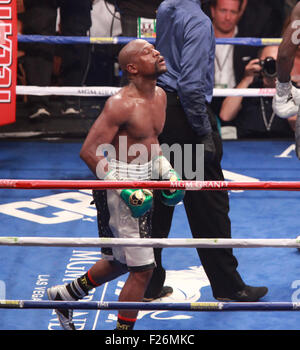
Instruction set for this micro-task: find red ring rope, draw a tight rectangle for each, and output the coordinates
[0,179,300,191]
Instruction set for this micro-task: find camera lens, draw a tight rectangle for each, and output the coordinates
[262,57,277,78]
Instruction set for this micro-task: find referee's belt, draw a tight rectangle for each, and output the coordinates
[165,91,181,105]
[162,90,218,131]
[163,90,211,106]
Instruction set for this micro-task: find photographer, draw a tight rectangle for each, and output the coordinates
[219,45,296,139]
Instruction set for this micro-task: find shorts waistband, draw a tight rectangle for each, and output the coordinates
[108,159,153,181]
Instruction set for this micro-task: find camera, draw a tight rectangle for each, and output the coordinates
[259,57,277,78]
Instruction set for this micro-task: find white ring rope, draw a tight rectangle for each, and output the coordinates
[16,86,276,98]
[1,237,300,248]
[16,85,121,97]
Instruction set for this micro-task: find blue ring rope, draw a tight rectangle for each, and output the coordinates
[17,35,282,47]
[1,300,300,311]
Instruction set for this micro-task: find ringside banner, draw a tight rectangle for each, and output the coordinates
[0,0,17,126]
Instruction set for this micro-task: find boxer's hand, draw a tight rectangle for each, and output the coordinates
[161,169,185,206]
[152,156,185,206]
[103,168,153,217]
[273,81,299,119]
[120,189,153,218]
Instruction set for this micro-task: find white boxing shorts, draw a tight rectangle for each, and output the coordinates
[92,159,155,271]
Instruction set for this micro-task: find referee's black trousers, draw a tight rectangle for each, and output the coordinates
[144,92,246,299]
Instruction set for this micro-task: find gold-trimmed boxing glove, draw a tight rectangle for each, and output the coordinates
[152,155,185,206]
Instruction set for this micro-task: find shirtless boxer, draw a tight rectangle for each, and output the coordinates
[273,2,300,157]
[47,39,184,330]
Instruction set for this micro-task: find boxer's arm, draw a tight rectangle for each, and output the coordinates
[277,3,300,83]
[80,95,128,178]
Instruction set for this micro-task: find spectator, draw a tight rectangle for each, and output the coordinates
[21,0,93,120]
[90,0,122,38]
[58,0,93,117]
[210,0,286,121]
[211,0,244,91]
[210,0,253,120]
[21,0,58,119]
[85,1,122,96]
[201,0,247,19]
[219,45,295,138]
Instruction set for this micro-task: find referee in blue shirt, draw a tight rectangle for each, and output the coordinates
[144,0,268,302]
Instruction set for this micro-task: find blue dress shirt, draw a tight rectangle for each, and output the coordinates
[156,0,215,136]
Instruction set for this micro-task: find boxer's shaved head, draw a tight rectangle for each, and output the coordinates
[118,39,166,82]
[118,39,147,72]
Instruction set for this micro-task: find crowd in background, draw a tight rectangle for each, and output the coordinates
[16,0,300,139]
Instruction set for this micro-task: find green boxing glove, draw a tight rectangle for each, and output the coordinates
[103,167,153,218]
[161,169,185,206]
[152,156,185,207]
[120,189,153,218]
